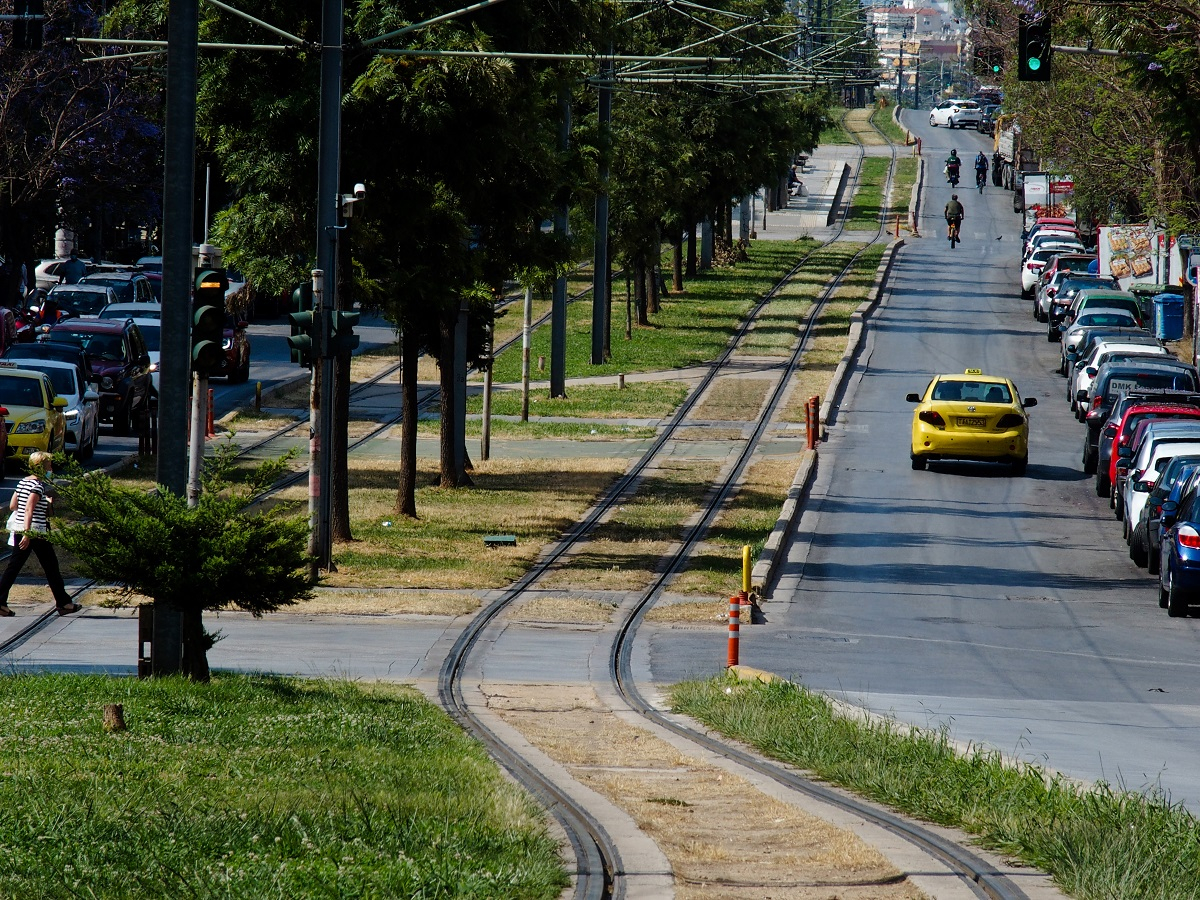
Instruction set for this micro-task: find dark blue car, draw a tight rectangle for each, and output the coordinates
[1157,472,1200,616]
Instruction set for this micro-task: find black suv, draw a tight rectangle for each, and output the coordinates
[46,319,152,434]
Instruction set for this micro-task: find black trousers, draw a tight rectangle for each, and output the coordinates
[0,536,71,608]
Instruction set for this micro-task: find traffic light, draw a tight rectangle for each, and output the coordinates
[13,0,44,51]
[328,309,360,356]
[975,47,1003,77]
[288,284,316,367]
[1018,13,1052,82]
[192,269,227,376]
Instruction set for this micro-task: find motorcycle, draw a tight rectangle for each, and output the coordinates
[946,164,960,187]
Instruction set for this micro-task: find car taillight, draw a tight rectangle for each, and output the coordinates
[996,414,1025,428]
[919,410,946,427]
[1178,525,1200,549]
[1028,262,1044,270]
[1092,396,1103,410]
[1047,287,1057,297]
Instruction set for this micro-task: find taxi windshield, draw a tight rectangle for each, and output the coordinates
[934,381,1012,403]
[0,374,44,408]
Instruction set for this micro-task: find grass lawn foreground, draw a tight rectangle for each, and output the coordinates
[0,674,567,898]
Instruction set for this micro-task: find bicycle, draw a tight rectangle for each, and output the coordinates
[976,169,986,193]
[947,218,961,248]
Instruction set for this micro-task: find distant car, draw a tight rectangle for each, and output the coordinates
[34,256,92,290]
[0,358,98,459]
[46,318,153,434]
[0,367,66,468]
[213,314,251,382]
[1044,274,1121,330]
[43,283,117,319]
[907,368,1037,474]
[1063,289,1145,330]
[977,104,1001,135]
[79,272,157,305]
[130,318,160,395]
[929,99,982,129]
[1,341,91,391]
[1069,343,1170,419]
[135,256,162,273]
[99,303,162,321]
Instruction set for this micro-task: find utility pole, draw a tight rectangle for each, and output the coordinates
[315,0,343,572]
[157,0,199,498]
[550,80,570,398]
[591,53,612,366]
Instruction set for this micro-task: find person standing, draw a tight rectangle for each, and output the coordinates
[0,452,81,617]
[60,250,86,285]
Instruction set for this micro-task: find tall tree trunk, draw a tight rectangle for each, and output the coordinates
[396,326,418,517]
[635,259,649,326]
[648,255,660,316]
[180,606,211,682]
[686,224,697,277]
[673,235,683,292]
[331,229,353,542]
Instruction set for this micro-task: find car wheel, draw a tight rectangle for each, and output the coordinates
[1011,455,1028,476]
[1115,492,1125,520]
[1159,578,1170,609]
[1149,546,1161,576]
[911,454,927,471]
[1130,529,1148,567]
[929,118,937,127]
[1168,580,1191,617]
[1095,473,1110,496]
[1082,447,1096,475]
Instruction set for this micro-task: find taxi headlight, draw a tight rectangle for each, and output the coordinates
[100,376,115,391]
[13,420,45,434]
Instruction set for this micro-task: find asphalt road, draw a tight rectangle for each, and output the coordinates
[652,113,1200,812]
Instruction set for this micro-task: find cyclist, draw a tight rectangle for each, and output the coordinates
[944,194,964,241]
[944,149,961,185]
[975,151,989,188]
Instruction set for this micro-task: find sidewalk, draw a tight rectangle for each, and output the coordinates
[732,145,852,241]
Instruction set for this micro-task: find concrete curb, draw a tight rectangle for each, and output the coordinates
[751,238,905,594]
[910,156,925,236]
[825,162,852,227]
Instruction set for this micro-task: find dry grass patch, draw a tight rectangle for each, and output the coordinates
[540,539,677,591]
[511,596,618,624]
[691,378,773,422]
[644,599,728,623]
[490,684,922,900]
[673,426,746,442]
[222,409,298,431]
[844,108,889,147]
[737,299,813,356]
[299,589,479,616]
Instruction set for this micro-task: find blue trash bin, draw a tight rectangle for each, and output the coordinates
[1153,293,1185,341]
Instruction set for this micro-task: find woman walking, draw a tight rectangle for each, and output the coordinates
[0,452,80,617]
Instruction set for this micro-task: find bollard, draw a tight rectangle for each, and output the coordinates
[915,137,922,156]
[538,355,545,372]
[618,373,625,390]
[805,398,816,450]
[806,395,821,448]
[726,595,740,667]
[895,214,901,237]
[255,381,262,412]
[206,388,215,438]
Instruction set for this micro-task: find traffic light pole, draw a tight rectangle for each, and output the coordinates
[187,373,207,507]
[308,269,325,581]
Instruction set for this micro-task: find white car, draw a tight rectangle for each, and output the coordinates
[0,358,99,459]
[1070,341,1170,418]
[1023,237,1086,268]
[1124,430,1200,546]
[45,283,117,319]
[1021,248,1067,297]
[929,100,982,129]
[99,302,162,322]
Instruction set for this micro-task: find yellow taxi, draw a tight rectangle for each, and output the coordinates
[906,369,1037,475]
[0,366,67,469]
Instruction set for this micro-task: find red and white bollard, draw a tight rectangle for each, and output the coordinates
[726,595,740,668]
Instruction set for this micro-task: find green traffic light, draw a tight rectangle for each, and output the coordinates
[993,65,1001,73]
[1028,58,1041,71]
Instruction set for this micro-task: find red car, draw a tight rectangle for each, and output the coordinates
[1101,404,1200,499]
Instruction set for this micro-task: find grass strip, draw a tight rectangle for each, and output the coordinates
[870,104,908,145]
[891,157,918,223]
[466,382,689,421]
[845,157,891,230]
[0,674,567,899]
[843,108,888,147]
[818,108,854,145]
[672,675,1200,900]
[489,240,817,384]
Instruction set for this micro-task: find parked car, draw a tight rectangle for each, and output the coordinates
[1020,248,1067,299]
[0,366,66,468]
[907,368,1036,474]
[1069,342,1170,419]
[33,256,92,290]
[46,318,153,434]
[1156,481,1200,615]
[1096,395,1200,496]
[98,302,162,321]
[929,99,982,129]
[79,272,157,305]
[1062,289,1144,330]
[1116,420,1200,529]
[0,358,99,459]
[130,318,160,395]
[1045,275,1123,331]
[135,255,162,273]
[1,340,91,390]
[1060,325,1150,376]
[1133,454,1200,570]
[1081,360,1200,474]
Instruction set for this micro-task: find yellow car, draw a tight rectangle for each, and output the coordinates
[907,369,1037,474]
[0,367,67,469]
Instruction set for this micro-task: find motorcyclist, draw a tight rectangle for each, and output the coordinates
[944,194,964,239]
[945,149,961,184]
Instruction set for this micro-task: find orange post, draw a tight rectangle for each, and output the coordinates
[806,395,821,448]
[895,214,901,236]
[915,137,922,156]
[726,595,740,668]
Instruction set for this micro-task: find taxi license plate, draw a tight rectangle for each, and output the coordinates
[957,416,986,427]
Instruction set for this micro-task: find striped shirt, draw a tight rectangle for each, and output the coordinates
[11,476,51,534]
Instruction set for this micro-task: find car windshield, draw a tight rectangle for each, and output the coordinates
[1078,313,1136,327]
[100,306,161,321]
[83,278,135,301]
[54,331,125,361]
[137,324,160,352]
[18,364,75,396]
[934,381,1011,403]
[0,374,44,408]
[49,290,109,316]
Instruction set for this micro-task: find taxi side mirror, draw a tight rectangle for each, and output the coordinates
[905,393,920,403]
[1022,397,1038,408]
[52,397,67,409]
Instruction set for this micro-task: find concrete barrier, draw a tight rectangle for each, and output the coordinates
[825,162,852,227]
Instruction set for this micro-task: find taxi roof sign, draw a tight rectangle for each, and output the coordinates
[964,368,983,375]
